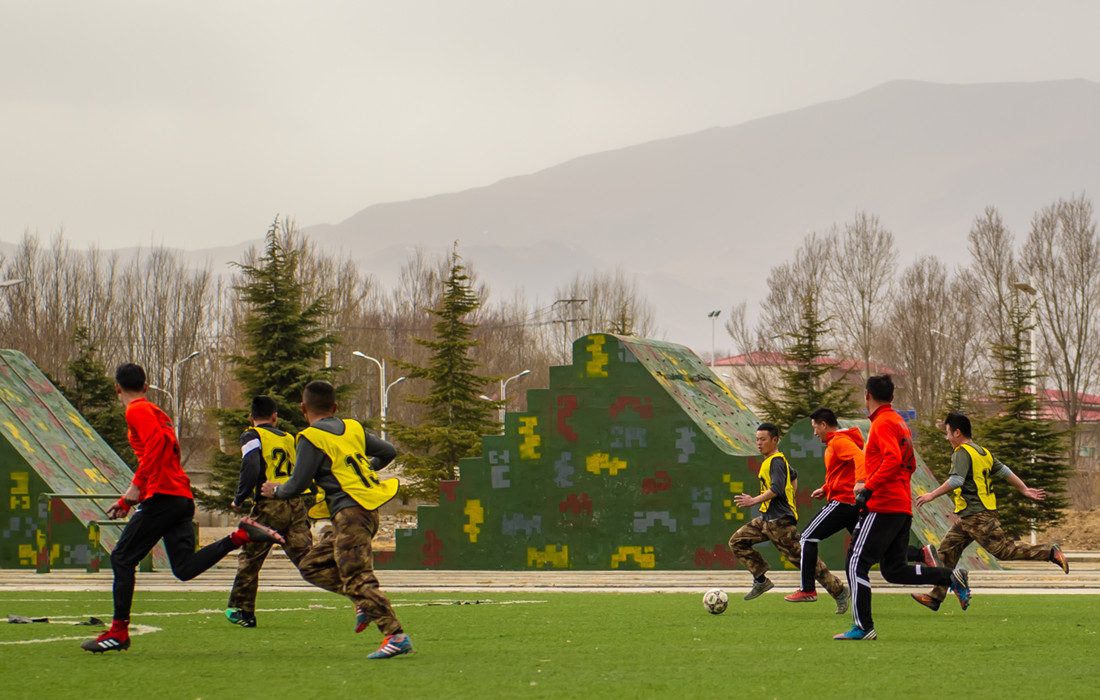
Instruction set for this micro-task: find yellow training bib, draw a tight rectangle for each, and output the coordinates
[297,419,398,517]
[953,442,997,513]
[758,452,797,520]
[255,425,296,485]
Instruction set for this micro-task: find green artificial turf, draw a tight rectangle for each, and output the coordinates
[0,590,1096,699]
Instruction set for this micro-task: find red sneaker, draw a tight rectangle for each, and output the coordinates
[1051,544,1070,574]
[910,593,941,612]
[784,589,818,602]
[81,628,130,653]
[921,545,941,568]
[236,517,286,545]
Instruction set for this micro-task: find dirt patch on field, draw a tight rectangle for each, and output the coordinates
[1039,510,1100,551]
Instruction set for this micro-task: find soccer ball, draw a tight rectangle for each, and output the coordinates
[702,588,729,615]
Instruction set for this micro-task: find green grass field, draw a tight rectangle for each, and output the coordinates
[1,590,1096,699]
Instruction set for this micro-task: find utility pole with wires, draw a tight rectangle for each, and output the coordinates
[551,298,588,361]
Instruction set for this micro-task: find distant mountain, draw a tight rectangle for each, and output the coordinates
[185,79,1100,356]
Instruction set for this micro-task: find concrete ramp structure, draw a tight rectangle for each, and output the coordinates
[0,350,160,570]
[381,334,996,572]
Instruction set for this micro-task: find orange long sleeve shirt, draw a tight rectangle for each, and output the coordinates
[126,397,193,501]
[823,426,865,504]
[862,403,915,514]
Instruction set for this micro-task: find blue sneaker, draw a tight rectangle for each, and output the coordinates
[355,607,369,634]
[949,568,971,610]
[368,633,413,659]
[833,625,876,641]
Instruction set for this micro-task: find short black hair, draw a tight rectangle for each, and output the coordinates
[114,363,146,392]
[756,422,779,440]
[302,380,337,414]
[943,411,972,438]
[250,395,278,420]
[865,374,895,402]
[809,407,839,427]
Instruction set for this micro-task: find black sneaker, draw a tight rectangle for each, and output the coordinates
[226,608,257,627]
[81,629,131,653]
[743,578,774,600]
[237,517,286,545]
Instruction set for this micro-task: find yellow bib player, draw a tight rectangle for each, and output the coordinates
[263,380,411,659]
[912,411,1069,612]
[226,396,313,628]
[297,419,399,518]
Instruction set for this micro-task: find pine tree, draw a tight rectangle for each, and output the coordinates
[977,297,1070,537]
[756,292,861,433]
[195,218,341,513]
[54,327,137,469]
[388,246,499,500]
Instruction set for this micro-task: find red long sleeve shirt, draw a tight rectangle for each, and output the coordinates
[862,404,915,514]
[126,397,193,501]
[823,426,865,504]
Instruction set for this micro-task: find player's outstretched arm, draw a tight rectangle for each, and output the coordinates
[915,479,956,508]
[1006,472,1045,501]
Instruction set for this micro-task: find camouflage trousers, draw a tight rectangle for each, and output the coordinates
[928,510,1055,602]
[227,497,314,613]
[298,505,403,636]
[729,516,846,598]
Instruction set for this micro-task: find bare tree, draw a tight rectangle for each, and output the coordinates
[885,256,963,418]
[721,233,835,413]
[759,232,831,341]
[0,230,217,467]
[1021,194,1100,465]
[553,267,657,351]
[825,212,897,379]
[965,206,1021,377]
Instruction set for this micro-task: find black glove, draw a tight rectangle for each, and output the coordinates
[855,488,873,513]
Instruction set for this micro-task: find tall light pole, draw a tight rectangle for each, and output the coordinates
[707,310,721,368]
[498,369,531,424]
[353,351,405,441]
[1014,281,1038,382]
[169,351,200,438]
[147,385,179,440]
[1014,280,1039,544]
[383,376,406,441]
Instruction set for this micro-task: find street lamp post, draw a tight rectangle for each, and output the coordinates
[147,385,178,440]
[707,310,721,368]
[353,351,405,441]
[169,351,200,439]
[498,369,531,424]
[1014,280,1040,545]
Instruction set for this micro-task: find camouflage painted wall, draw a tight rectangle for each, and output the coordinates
[0,350,167,570]
[380,334,997,572]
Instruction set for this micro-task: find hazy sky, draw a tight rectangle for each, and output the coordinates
[4,1,1100,250]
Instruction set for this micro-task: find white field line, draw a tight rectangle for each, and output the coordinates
[0,623,160,646]
[394,599,547,607]
[3,600,547,644]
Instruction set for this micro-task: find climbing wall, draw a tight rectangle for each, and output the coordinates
[0,350,164,570]
[380,334,996,572]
